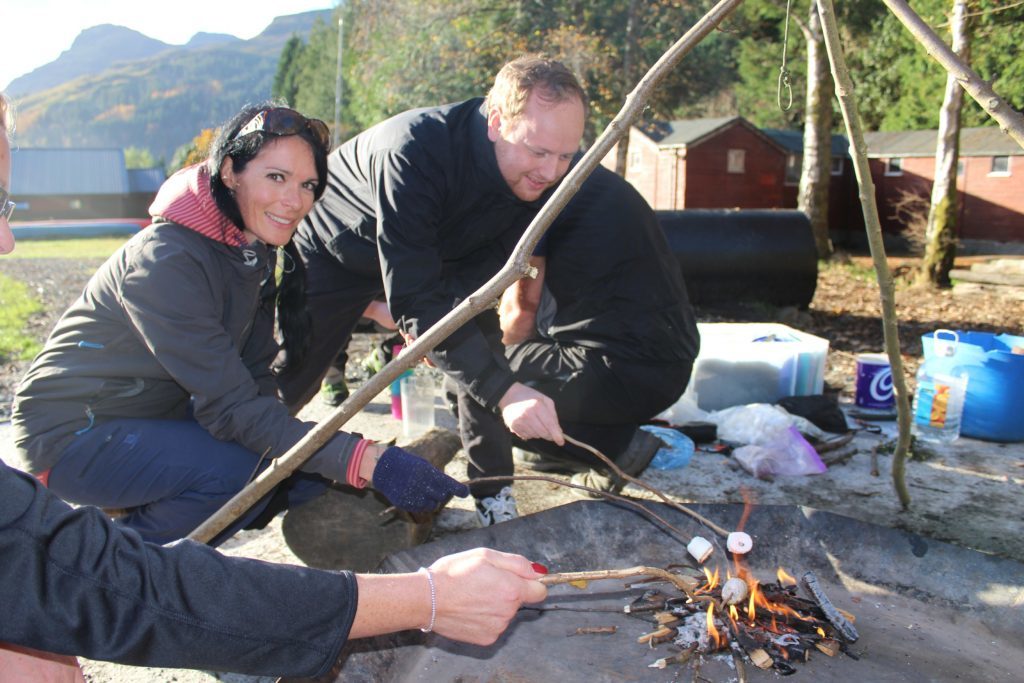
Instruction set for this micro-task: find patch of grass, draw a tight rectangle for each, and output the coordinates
[0,272,44,361]
[7,236,130,259]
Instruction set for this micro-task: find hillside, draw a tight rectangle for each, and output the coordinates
[8,9,332,164]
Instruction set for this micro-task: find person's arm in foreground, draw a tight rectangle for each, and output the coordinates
[0,462,546,677]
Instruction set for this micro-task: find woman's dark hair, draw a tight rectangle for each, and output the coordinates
[207,102,330,369]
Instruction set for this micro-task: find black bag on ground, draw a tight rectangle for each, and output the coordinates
[776,395,850,434]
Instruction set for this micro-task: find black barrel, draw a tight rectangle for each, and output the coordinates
[657,209,818,308]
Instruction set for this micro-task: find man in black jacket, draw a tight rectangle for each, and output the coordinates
[276,55,587,526]
[496,165,699,492]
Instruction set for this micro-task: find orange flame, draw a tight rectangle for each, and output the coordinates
[706,603,721,650]
[777,567,797,586]
[817,627,826,638]
[746,579,761,622]
[729,605,740,624]
[696,566,720,595]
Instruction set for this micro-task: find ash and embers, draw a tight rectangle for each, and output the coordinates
[628,565,857,676]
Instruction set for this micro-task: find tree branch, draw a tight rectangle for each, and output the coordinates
[881,0,1024,150]
[815,0,913,508]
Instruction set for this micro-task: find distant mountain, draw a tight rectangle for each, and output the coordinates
[9,10,332,165]
[185,32,240,49]
[8,25,172,96]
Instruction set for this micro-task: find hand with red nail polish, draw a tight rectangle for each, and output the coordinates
[385,548,548,646]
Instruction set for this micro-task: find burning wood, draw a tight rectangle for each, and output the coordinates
[546,562,858,675]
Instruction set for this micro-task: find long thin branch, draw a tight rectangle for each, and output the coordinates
[562,434,730,538]
[467,474,693,544]
[881,0,1024,150]
[815,0,912,508]
[541,567,700,597]
[187,0,746,544]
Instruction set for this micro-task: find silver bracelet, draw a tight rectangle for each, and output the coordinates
[419,567,436,633]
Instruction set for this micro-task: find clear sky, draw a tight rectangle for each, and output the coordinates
[1,0,336,91]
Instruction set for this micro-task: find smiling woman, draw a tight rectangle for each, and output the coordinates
[10,102,469,548]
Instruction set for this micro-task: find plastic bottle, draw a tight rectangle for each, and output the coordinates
[912,360,968,444]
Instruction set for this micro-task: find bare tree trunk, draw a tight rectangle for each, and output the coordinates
[917,0,969,288]
[614,0,641,177]
[798,2,835,260]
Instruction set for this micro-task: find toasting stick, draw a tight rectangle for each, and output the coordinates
[539,566,702,597]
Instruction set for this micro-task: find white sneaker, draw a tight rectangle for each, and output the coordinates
[474,486,519,527]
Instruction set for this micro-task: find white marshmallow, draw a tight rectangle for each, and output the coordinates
[687,536,713,563]
[727,531,753,554]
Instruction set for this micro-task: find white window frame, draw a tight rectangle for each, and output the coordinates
[726,148,746,174]
[628,148,641,168]
[989,155,1011,176]
[784,153,801,186]
[884,158,903,176]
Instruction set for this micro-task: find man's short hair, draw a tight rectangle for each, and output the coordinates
[485,54,588,123]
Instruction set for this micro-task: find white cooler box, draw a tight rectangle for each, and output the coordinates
[682,323,829,411]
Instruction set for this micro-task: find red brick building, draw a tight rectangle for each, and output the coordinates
[601,117,790,210]
[605,118,1022,243]
[863,127,1022,242]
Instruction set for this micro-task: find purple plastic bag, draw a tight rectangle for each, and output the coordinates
[733,426,827,479]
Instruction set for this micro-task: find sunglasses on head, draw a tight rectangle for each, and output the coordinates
[233,107,331,151]
[0,186,14,221]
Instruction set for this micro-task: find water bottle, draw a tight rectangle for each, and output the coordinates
[912,359,968,444]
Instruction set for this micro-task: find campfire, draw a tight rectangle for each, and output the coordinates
[634,564,858,675]
[544,549,859,676]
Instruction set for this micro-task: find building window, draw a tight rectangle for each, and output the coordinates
[957,160,965,176]
[989,156,1010,176]
[884,158,903,176]
[727,149,745,174]
[784,154,801,185]
[628,149,641,168]
[830,157,844,176]
[69,199,83,210]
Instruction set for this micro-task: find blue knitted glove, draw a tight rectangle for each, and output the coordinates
[372,446,470,513]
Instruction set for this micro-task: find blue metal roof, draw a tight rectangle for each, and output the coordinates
[10,148,129,195]
[127,167,166,193]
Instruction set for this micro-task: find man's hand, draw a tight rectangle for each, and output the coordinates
[399,331,436,368]
[498,382,564,445]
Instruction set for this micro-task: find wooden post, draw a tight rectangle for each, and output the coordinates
[815,0,913,508]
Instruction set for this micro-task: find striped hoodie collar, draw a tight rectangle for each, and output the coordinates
[148,164,248,248]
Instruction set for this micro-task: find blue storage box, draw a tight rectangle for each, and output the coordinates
[921,330,1024,442]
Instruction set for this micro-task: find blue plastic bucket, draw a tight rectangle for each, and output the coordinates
[921,330,1024,442]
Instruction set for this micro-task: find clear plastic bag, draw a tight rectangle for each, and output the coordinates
[710,403,827,445]
[732,426,827,479]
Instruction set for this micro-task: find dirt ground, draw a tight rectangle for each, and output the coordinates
[1,250,1023,682]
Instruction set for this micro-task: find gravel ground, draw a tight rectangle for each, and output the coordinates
[2,251,1023,682]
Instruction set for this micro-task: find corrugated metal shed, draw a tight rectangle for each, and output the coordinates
[127,167,166,193]
[10,148,129,195]
[762,129,850,157]
[863,127,1021,158]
